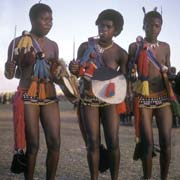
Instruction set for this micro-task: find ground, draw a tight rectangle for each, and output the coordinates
[0,102,180,180]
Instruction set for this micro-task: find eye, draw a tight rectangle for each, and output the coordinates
[107,25,113,29]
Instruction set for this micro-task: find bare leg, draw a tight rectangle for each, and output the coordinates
[101,105,120,180]
[24,104,40,180]
[82,105,100,180]
[40,102,60,180]
[77,102,87,145]
[140,108,153,179]
[155,105,172,180]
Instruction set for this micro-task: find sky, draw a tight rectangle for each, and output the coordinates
[0,0,180,92]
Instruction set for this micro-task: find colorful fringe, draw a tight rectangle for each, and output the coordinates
[116,101,126,114]
[84,62,97,78]
[13,87,26,150]
[137,49,149,96]
[14,31,33,55]
[133,96,140,142]
[27,52,51,100]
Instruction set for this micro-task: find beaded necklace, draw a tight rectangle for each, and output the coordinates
[95,42,114,54]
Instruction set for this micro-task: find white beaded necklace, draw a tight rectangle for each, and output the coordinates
[144,40,160,49]
[95,42,114,54]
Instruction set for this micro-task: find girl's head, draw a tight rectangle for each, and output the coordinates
[143,10,163,30]
[142,8,163,41]
[96,9,124,37]
[29,3,53,37]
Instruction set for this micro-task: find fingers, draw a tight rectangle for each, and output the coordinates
[5,61,16,72]
[69,60,80,73]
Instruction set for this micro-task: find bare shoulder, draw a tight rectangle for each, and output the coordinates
[79,42,88,51]
[159,41,170,49]
[77,41,88,58]
[113,42,128,57]
[113,43,127,74]
[45,37,59,49]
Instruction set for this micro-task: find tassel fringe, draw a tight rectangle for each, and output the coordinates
[27,77,38,97]
[39,82,46,100]
[142,80,149,96]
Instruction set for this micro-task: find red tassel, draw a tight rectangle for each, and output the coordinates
[13,87,26,150]
[116,101,126,114]
[138,49,148,77]
[84,62,97,78]
[79,67,85,76]
[105,82,115,97]
[79,62,86,76]
[134,96,140,142]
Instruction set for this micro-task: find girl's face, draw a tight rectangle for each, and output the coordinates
[144,18,162,41]
[98,20,116,43]
[32,11,53,37]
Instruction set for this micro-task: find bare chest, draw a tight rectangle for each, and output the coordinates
[101,50,120,69]
[148,47,167,75]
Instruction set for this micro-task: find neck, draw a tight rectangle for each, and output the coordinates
[95,40,114,54]
[144,37,159,49]
[98,39,113,48]
[30,31,45,42]
[144,37,158,44]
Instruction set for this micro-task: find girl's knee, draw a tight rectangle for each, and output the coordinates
[27,142,39,154]
[142,142,153,157]
[106,137,119,151]
[160,143,171,155]
[47,139,60,152]
[87,137,99,152]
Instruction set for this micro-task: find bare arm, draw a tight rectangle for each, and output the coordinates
[4,39,17,79]
[53,41,59,60]
[165,43,171,71]
[119,49,128,75]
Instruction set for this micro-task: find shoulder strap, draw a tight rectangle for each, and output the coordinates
[146,49,162,72]
[31,37,42,53]
[79,38,94,64]
[79,37,104,68]
[128,36,144,73]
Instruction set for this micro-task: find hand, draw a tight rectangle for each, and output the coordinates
[5,61,16,72]
[4,61,16,79]
[69,60,80,76]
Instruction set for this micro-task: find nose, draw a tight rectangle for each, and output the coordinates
[47,21,52,27]
[102,25,108,31]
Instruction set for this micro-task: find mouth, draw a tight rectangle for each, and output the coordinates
[99,32,107,39]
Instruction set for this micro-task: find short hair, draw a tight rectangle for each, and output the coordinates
[143,11,163,28]
[95,9,124,36]
[29,3,52,21]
